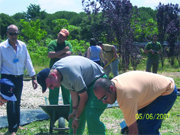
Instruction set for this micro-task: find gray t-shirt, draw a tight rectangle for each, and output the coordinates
[52,56,105,92]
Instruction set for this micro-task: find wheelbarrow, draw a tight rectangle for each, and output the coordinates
[39,104,70,133]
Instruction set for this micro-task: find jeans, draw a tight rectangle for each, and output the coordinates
[1,74,23,133]
[137,86,177,135]
[104,59,119,77]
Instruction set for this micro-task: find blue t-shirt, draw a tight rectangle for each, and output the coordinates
[89,46,101,62]
[52,55,104,92]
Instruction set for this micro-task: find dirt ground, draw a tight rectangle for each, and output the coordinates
[161,72,180,78]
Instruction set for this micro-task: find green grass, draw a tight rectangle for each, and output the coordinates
[136,57,180,72]
[160,97,180,135]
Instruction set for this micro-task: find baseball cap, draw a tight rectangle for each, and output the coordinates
[0,78,16,101]
[59,29,69,37]
[37,68,50,93]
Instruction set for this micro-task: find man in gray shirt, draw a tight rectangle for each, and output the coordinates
[37,56,107,135]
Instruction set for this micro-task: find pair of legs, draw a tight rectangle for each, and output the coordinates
[49,85,71,129]
[48,85,71,105]
[69,75,107,135]
[104,59,119,78]
[146,58,159,73]
[1,74,23,134]
[137,86,177,135]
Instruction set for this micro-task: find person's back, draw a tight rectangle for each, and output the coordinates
[99,43,119,77]
[112,71,175,126]
[87,38,102,65]
[101,44,114,61]
[89,45,101,62]
[52,55,104,90]
[94,70,177,135]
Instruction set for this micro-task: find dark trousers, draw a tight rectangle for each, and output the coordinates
[137,86,177,135]
[1,74,23,133]
[146,58,159,73]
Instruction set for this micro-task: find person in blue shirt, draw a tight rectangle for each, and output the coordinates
[87,38,102,65]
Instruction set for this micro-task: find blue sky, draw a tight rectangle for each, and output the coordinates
[0,0,179,16]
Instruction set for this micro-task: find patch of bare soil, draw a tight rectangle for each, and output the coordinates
[160,72,180,78]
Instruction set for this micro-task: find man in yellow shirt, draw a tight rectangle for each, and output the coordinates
[94,71,177,135]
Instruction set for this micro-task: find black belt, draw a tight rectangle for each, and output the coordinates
[1,74,23,78]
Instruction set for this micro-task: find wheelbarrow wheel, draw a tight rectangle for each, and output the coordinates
[58,117,65,128]
[58,117,67,134]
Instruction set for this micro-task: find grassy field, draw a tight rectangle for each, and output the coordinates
[0,58,179,135]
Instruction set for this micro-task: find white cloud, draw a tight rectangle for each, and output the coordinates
[38,0,83,13]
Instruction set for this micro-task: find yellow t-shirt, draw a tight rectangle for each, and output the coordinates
[112,71,175,126]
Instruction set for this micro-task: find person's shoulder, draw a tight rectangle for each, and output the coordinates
[0,40,8,47]
[103,43,113,47]
[96,45,101,49]
[147,41,153,45]
[103,43,113,48]
[65,40,71,44]
[48,40,57,48]
[17,40,26,45]
[65,40,72,49]
[49,40,57,44]
[156,42,161,45]
[145,41,152,47]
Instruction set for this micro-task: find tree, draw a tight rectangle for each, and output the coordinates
[156,3,180,65]
[19,19,47,42]
[82,0,135,71]
[52,19,69,35]
[130,7,158,42]
[79,12,106,41]
[69,39,89,56]
[67,25,81,40]
[26,4,47,20]
[0,13,15,39]
[12,12,26,22]
[138,7,157,22]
